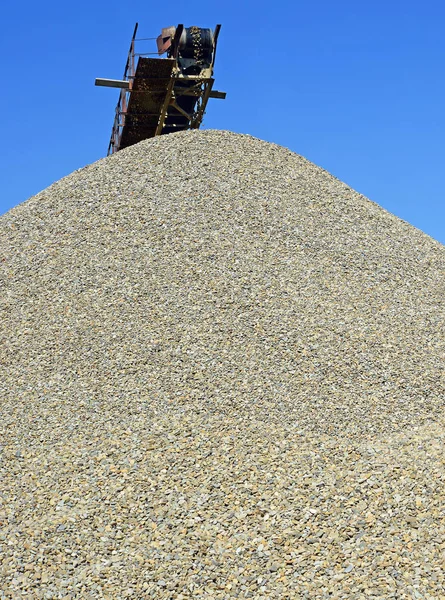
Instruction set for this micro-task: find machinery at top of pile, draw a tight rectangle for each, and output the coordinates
[95,24,225,155]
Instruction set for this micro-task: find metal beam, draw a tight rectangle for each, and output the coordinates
[154,72,177,136]
[171,25,184,59]
[169,100,192,120]
[95,78,130,89]
[211,25,222,70]
[209,90,226,99]
[191,79,214,129]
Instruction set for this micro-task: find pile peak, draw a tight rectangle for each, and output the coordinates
[1,130,443,436]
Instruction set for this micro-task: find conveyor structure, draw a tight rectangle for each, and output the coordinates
[95,23,225,155]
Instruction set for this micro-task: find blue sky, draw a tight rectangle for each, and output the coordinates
[1,0,444,244]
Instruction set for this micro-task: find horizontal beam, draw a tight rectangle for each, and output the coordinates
[95,78,129,89]
[209,90,226,100]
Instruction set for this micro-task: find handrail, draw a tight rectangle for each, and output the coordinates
[108,23,139,155]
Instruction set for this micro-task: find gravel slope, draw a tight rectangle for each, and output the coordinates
[0,130,444,598]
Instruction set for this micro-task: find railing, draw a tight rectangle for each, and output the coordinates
[107,24,138,155]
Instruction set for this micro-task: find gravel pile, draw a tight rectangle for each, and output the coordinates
[0,130,444,598]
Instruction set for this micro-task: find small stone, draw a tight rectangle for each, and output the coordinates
[0,129,443,599]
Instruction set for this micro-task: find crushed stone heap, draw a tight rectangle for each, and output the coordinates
[1,130,444,598]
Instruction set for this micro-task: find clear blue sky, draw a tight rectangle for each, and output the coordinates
[1,0,444,244]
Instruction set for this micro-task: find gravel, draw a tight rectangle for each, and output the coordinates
[0,129,444,598]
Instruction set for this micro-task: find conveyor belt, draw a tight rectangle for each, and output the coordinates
[119,58,176,150]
